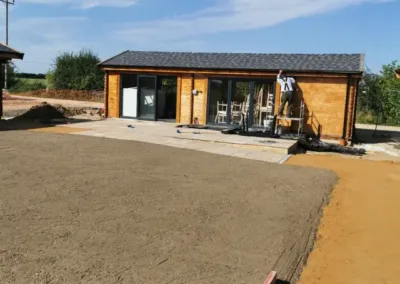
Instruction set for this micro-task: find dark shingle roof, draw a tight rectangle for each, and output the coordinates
[0,43,24,60]
[99,51,364,73]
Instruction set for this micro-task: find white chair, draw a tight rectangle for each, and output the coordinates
[231,102,242,125]
[214,101,228,124]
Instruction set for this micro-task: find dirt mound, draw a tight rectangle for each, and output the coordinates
[12,102,71,121]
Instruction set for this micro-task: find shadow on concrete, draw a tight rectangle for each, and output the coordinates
[0,118,95,132]
[355,128,400,144]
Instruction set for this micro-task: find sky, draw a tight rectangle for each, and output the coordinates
[0,0,399,74]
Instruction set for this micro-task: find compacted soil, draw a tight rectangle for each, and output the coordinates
[0,131,336,284]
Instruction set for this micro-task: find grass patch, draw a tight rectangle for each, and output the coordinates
[9,78,47,94]
[19,78,49,87]
[356,110,376,125]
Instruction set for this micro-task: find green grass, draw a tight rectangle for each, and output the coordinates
[356,110,376,125]
[19,78,48,87]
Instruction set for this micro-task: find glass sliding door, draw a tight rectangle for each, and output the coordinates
[207,78,275,127]
[157,77,177,121]
[207,79,229,124]
[253,82,275,127]
[137,76,157,120]
[231,81,251,126]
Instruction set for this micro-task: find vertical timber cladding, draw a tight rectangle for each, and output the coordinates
[107,73,120,118]
[280,76,348,138]
[180,74,193,124]
[179,74,208,124]
[193,75,208,125]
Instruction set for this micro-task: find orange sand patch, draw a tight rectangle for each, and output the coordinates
[30,126,90,134]
[288,155,400,284]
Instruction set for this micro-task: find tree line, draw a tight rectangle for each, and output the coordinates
[358,61,400,126]
[8,49,104,93]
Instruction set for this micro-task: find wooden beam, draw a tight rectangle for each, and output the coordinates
[0,63,4,117]
[176,76,182,123]
[104,72,109,118]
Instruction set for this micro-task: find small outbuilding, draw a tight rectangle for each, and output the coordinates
[99,51,364,143]
[396,69,400,79]
[0,43,24,117]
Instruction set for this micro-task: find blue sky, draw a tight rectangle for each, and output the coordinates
[0,0,399,73]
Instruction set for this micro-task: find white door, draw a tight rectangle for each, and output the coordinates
[122,87,138,118]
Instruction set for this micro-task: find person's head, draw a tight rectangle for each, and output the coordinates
[281,72,288,79]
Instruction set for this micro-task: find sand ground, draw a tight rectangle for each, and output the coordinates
[288,155,400,284]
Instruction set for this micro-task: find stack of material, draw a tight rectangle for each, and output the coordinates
[298,137,366,156]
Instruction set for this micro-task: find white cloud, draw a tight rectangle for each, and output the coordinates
[22,0,138,9]
[3,17,95,73]
[116,0,396,44]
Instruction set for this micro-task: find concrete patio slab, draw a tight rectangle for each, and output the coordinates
[60,119,294,163]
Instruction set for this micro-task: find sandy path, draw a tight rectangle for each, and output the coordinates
[0,131,336,284]
[288,155,400,284]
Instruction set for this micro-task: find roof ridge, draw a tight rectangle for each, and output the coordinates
[126,50,362,56]
[98,50,129,66]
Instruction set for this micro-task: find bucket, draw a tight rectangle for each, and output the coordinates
[263,119,273,130]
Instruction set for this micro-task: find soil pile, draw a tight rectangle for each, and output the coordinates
[12,102,70,120]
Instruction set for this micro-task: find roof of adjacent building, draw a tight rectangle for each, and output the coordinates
[99,51,364,74]
[0,43,24,60]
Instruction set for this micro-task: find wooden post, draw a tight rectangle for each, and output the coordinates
[104,72,108,118]
[0,61,5,118]
[176,76,182,123]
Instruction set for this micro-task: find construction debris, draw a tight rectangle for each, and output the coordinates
[298,137,366,156]
[176,124,208,129]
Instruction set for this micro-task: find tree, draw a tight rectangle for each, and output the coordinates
[6,62,19,88]
[357,62,400,126]
[49,49,104,90]
[379,61,400,125]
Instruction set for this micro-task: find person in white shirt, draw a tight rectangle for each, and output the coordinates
[277,70,296,117]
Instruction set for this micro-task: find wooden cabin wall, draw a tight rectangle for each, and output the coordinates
[103,69,359,141]
[107,73,120,118]
[276,77,351,140]
[179,74,192,124]
[179,75,208,124]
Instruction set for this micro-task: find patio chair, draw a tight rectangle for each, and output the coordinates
[214,101,228,124]
[231,102,242,125]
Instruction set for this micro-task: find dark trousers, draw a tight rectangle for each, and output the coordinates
[278,91,293,116]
